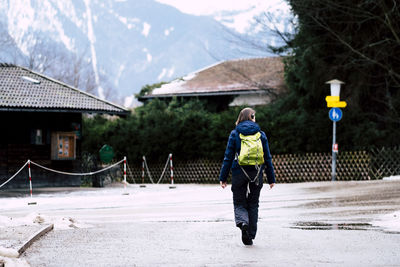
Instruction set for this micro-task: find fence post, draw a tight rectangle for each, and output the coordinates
[169,153,176,189]
[122,156,129,195]
[28,160,32,197]
[27,160,37,205]
[142,156,145,184]
[140,156,147,187]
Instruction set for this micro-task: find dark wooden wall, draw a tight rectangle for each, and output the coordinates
[0,111,82,189]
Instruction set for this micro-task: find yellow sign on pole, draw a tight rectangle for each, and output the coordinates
[327,101,347,108]
[325,96,347,108]
[325,96,339,102]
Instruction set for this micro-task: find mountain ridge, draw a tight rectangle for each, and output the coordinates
[0,0,289,107]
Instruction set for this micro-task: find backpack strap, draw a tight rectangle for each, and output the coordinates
[235,153,261,186]
[236,152,262,197]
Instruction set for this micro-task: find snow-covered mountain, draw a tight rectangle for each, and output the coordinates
[0,0,292,107]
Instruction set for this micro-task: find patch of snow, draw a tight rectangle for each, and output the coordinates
[142,22,151,37]
[215,8,257,34]
[0,247,19,258]
[40,2,76,51]
[155,0,291,34]
[0,256,30,266]
[7,1,35,55]
[7,1,76,53]
[182,72,196,80]
[119,16,127,25]
[156,67,189,84]
[147,53,152,62]
[167,66,175,78]
[155,0,270,15]
[115,63,125,86]
[124,96,142,108]
[0,212,92,231]
[372,211,400,232]
[124,95,134,107]
[153,78,185,94]
[157,68,167,80]
[142,48,152,62]
[115,15,137,30]
[0,213,38,228]
[83,0,104,99]
[382,175,400,181]
[106,5,141,31]
[153,68,201,94]
[229,93,271,106]
[164,26,174,36]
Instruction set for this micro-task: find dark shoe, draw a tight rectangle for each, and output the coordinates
[241,224,253,245]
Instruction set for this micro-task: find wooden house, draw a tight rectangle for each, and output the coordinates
[138,57,286,110]
[0,63,129,188]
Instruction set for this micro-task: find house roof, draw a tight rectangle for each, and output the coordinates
[140,57,286,99]
[0,63,129,115]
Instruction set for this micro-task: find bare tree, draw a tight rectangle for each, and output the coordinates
[51,47,98,95]
[0,23,117,100]
[0,21,25,63]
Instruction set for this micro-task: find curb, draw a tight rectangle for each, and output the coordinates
[17,224,54,256]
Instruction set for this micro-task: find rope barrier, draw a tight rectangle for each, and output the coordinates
[141,154,174,186]
[1,155,176,190]
[1,157,128,200]
[157,154,172,184]
[30,159,124,176]
[143,156,155,184]
[0,160,29,189]
[126,162,136,184]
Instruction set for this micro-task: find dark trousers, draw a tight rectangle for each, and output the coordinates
[231,168,263,239]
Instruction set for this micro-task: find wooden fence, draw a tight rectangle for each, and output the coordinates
[126,147,400,184]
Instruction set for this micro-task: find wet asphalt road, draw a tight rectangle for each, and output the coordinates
[3,180,400,266]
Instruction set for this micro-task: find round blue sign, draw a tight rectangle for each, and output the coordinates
[329,108,343,122]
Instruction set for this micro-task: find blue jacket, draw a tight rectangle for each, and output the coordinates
[219,120,276,184]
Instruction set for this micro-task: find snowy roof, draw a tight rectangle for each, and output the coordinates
[140,57,286,99]
[0,63,129,115]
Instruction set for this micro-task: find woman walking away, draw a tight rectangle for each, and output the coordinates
[219,107,275,246]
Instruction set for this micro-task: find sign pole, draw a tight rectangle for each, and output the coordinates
[326,79,346,182]
[332,121,337,181]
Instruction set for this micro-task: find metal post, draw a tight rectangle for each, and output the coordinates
[28,160,32,198]
[142,156,145,184]
[124,156,127,186]
[122,156,129,195]
[27,160,37,205]
[140,156,146,188]
[170,153,173,185]
[169,153,176,189]
[332,121,337,181]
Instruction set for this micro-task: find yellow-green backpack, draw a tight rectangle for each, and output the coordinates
[237,132,264,166]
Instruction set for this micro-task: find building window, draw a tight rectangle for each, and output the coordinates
[51,132,76,160]
[31,129,43,145]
